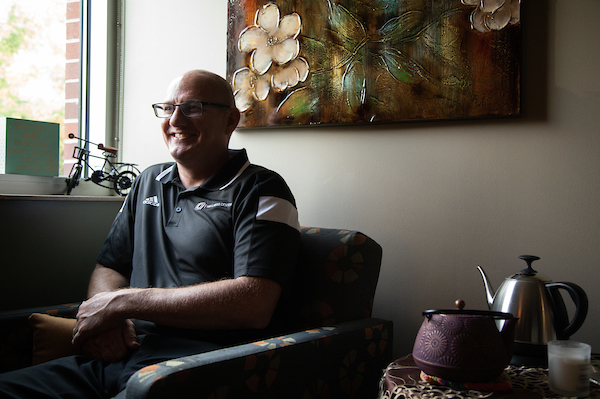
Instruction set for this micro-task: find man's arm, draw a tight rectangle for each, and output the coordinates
[88,263,130,297]
[72,271,281,346]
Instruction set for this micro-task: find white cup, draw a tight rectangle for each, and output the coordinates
[548,340,591,397]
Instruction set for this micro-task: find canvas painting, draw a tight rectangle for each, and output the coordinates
[227,0,521,128]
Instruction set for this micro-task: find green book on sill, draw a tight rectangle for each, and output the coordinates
[0,117,59,177]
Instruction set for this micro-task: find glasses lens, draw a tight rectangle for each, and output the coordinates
[180,102,203,117]
[153,104,173,118]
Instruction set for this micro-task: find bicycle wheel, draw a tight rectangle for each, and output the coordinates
[116,163,141,176]
[114,170,136,196]
[66,165,82,195]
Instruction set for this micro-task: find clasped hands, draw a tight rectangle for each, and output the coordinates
[72,290,140,363]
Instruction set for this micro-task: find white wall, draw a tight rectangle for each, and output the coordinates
[121,1,600,357]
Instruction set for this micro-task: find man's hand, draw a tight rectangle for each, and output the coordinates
[73,265,139,362]
[79,319,139,363]
[72,289,137,346]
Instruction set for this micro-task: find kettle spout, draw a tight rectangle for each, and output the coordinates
[477,266,495,309]
[500,316,518,362]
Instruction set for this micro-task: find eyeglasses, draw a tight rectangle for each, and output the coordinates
[151,101,230,118]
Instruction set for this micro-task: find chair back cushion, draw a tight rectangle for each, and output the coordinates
[284,227,383,330]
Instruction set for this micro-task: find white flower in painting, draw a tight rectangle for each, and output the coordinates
[462,0,520,33]
[272,57,309,92]
[233,3,310,113]
[238,2,301,75]
[232,67,271,112]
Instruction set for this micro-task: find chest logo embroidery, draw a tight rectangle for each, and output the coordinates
[195,202,232,211]
[143,195,160,207]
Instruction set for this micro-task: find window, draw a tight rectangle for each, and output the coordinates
[0,0,123,195]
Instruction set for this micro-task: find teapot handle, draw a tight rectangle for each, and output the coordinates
[546,282,588,340]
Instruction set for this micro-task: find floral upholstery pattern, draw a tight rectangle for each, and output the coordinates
[286,227,383,330]
[126,319,392,399]
[0,227,393,398]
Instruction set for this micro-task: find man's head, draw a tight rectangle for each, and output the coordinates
[157,70,240,170]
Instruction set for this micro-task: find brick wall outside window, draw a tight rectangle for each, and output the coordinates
[64,0,80,177]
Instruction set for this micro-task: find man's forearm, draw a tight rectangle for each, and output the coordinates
[73,275,281,345]
[110,276,280,330]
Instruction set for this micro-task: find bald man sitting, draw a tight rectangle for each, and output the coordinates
[0,70,300,399]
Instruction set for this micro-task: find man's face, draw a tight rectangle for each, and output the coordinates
[161,75,236,165]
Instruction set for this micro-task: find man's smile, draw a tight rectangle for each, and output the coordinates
[170,132,196,139]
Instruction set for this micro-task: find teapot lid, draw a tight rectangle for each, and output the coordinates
[423,299,514,320]
[509,255,551,282]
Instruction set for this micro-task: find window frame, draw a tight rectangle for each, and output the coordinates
[0,0,124,196]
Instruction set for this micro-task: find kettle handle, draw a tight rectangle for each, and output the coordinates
[546,282,588,340]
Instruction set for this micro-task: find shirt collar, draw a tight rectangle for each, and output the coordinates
[156,149,250,192]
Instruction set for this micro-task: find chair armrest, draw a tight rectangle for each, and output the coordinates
[0,303,80,372]
[125,318,393,399]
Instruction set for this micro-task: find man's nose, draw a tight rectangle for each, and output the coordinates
[169,106,188,126]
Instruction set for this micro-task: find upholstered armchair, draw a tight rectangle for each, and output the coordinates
[0,227,393,398]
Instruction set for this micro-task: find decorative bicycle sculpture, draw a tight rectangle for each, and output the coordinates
[65,133,140,196]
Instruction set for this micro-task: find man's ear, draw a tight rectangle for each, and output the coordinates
[226,107,241,134]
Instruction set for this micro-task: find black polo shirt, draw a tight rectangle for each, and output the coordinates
[96,149,300,341]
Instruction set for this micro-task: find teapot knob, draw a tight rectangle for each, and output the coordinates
[518,255,540,276]
[455,299,465,310]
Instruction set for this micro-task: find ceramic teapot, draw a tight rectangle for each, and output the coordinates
[412,300,517,382]
[477,255,588,358]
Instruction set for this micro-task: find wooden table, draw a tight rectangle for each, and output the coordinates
[379,354,600,399]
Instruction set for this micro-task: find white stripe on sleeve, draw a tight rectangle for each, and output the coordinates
[256,196,300,231]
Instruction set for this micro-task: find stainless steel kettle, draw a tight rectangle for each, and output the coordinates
[477,255,588,361]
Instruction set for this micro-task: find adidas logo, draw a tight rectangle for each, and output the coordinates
[143,195,160,207]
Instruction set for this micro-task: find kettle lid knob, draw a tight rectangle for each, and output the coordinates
[518,255,540,276]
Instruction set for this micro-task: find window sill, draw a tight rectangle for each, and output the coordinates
[0,174,118,197]
[0,194,124,202]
